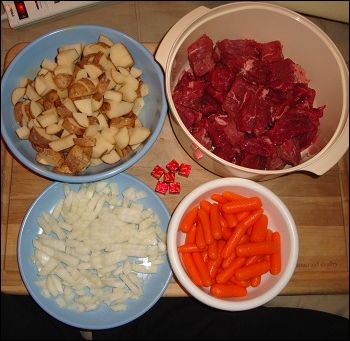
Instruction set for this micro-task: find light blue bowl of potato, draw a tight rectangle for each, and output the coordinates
[1,25,167,183]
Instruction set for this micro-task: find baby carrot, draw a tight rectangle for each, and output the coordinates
[192,252,212,287]
[264,228,273,261]
[221,209,263,259]
[219,213,228,228]
[181,253,203,286]
[210,283,247,298]
[250,276,261,287]
[210,193,228,203]
[221,224,232,241]
[223,213,238,228]
[221,197,262,214]
[222,234,249,268]
[221,251,236,269]
[198,208,213,245]
[222,191,245,201]
[195,221,206,249]
[250,214,268,242]
[202,250,208,263]
[216,257,246,284]
[178,244,204,253]
[199,200,212,214]
[245,255,264,267]
[230,276,251,288]
[207,240,225,278]
[208,239,218,260]
[235,260,270,281]
[180,207,198,233]
[185,224,197,245]
[270,232,281,275]
[236,210,250,222]
[236,241,277,257]
[209,204,222,240]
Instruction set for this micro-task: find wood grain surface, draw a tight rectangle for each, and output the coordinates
[1,43,349,296]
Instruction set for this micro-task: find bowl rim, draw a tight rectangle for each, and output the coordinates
[1,24,168,184]
[167,177,299,311]
[17,172,173,329]
[164,1,349,176]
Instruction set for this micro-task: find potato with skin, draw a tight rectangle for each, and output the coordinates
[53,74,73,90]
[65,145,93,173]
[110,43,134,68]
[36,149,64,167]
[73,136,96,147]
[28,127,53,147]
[62,117,85,136]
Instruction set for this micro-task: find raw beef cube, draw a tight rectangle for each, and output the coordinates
[259,41,284,63]
[188,34,216,77]
[240,152,267,170]
[206,86,227,104]
[236,87,272,136]
[223,118,245,146]
[200,94,222,116]
[239,136,277,158]
[192,126,212,150]
[214,143,241,163]
[173,78,208,110]
[216,39,260,73]
[268,108,318,145]
[241,59,270,85]
[206,114,229,148]
[291,84,316,110]
[277,138,301,166]
[266,157,286,170]
[175,104,202,130]
[269,58,309,91]
[209,63,235,92]
[297,126,318,150]
[222,79,254,117]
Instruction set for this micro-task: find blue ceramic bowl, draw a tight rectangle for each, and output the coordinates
[18,173,172,330]
[1,25,167,183]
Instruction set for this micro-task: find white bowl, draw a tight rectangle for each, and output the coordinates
[156,2,349,180]
[167,178,299,311]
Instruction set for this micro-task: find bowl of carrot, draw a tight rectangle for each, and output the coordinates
[167,178,299,311]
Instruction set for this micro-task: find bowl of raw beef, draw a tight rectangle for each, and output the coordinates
[156,2,349,180]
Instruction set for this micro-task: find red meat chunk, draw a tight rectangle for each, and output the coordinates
[216,39,260,73]
[206,86,227,104]
[222,78,253,117]
[188,34,216,77]
[214,143,242,163]
[209,63,235,92]
[268,107,319,145]
[223,80,271,135]
[223,118,245,146]
[192,122,212,150]
[175,104,202,130]
[269,58,309,91]
[206,114,229,148]
[240,153,267,170]
[200,94,222,116]
[266,157,286,170]
[241,59,270,85]
[173,72,207,110]
[239,136,277,158]
[277,138,301,166]
[259,41,284,63]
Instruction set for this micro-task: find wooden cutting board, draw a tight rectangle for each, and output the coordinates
[1,43,349,296]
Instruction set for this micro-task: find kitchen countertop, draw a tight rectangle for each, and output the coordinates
[1,0,349,312]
